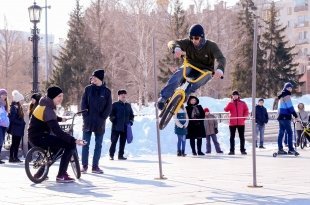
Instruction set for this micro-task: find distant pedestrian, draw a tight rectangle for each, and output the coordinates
[81,69,112,174]
[203,108,223,154]
[224,90,249,155]
[0,89,9,164]
[296,103,308,147]
[28,93,41,119]
[186,96,206,156]
[8,90,26,163]
[174,104,189,157]
[255,98,269,148]
[109,89,134,160]
[277,82,299,155]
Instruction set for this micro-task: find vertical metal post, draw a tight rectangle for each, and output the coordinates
[45,0,49,81]
[249,8,262,188]
[32,22,39,93]
[152,36,166,180]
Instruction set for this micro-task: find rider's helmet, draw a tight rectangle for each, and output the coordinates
[189,24,205,39]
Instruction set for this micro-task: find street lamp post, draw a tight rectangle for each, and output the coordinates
[28,2,42,93]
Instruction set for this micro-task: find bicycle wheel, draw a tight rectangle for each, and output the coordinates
[70,151,81,179]
[159,94,183,130]
[25,147,49,184]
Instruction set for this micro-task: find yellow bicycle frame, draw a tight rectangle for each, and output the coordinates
[170,58,212,115]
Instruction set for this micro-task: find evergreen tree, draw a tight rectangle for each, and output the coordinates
[158,0,188,85]
[231,0,267,97]
[48,0,102,107]
[260,1,300,96]
[231,0,256,97]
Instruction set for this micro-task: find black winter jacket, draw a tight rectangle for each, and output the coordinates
[8,102,26,137]
[28,97,75,145]
[255,105,268,126]
[110,101,134,132]
[81,84,112,134]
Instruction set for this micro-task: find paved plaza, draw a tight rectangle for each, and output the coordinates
[1,147,310,205]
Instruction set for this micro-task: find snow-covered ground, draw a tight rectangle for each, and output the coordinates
[72,95,310,157]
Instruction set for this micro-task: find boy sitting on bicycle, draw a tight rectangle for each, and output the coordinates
[157,24,226,110]
[28,86,85,183]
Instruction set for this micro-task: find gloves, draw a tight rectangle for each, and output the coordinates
[215,128,218,134]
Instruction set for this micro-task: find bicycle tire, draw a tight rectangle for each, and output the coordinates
[25,147,49,184]
[70,151,81,179]
[159,94,183,130]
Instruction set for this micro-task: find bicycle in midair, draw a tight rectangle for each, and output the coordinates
[158,57,221,130]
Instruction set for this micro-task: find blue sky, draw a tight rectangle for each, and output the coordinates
[0,0,238,42]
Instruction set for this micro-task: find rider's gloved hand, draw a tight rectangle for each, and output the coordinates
[174,47,183,59]
[213,69,223,79]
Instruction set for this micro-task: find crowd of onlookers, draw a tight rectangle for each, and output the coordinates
[173,82,310,157]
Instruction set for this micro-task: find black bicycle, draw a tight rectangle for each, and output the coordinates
[25,110,87,183]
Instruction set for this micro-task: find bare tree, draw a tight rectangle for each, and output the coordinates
[0,16,22,89]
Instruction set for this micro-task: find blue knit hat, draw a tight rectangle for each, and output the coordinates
[283,82,293,90]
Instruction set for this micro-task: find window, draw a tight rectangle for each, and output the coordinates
[295,0,308,7]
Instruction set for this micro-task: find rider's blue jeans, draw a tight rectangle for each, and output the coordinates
[160,67,212,100]
[82,131,104,167]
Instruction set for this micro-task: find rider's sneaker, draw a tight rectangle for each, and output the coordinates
[92,166,104,174]
[278,149,287,155]
[56,173,75,183]
[157,97,166,110]
[288,150,300,156]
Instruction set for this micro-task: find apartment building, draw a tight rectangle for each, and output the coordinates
[276,0,310,94]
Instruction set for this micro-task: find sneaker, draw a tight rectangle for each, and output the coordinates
[278,149,287,155]
[228,151,235,155]
[192,151,197,156]
[15,158,23,163]
[241,151,247,155]
[197,152,205,156]
[109,155,114,160]
[9,158,15,163]
[177,151,181,157]
[259,145,265,149]
[157,97,166,110]
[81,165,88,174]
[217,151,224,154]
[56,173,75,183]
[92,166,104,174]
[206,152,211,154]
[288,150,300,156]
[118,156,127,160]
[0,160,5,164]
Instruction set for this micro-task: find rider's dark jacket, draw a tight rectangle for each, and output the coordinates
[168,38,226,72]
[28,96,76,145]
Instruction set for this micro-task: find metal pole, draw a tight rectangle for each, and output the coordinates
[249,9,262,188]
[152,36,166,180]
[32,22,39,93]
[45,0,48,82]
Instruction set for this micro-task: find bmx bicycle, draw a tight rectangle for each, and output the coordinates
[158,57,221,130]
[299,122,310,149]
[25,110,87,183]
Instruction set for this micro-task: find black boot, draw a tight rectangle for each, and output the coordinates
[181,150,187,157]
[177,150,181,157]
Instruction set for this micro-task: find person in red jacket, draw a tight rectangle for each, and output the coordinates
[224,90,249,155]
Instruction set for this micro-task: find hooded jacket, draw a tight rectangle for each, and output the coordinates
[185,96,206,139]
[8,102,26,137]
[277,89,297,120]
[168,38,226,72]
[28,97,75,145]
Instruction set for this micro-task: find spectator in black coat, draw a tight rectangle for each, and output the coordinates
[109,89,134,160]
[255,98,269,148]
[8,90,26,163]
[185,95,206,156]
[81,69,112,174]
